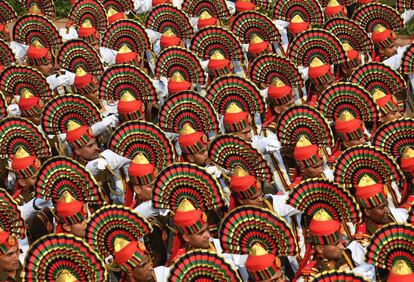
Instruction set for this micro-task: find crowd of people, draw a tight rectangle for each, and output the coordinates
[0,0,413,281]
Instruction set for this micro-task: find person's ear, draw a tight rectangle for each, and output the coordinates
[186,154,194,163]
[365,208,372,218]
[46,222,53,233]
[74,146,80,156]
[62,224,71,233]
[315,245,324,255]
[273,106,281,115]
[182,233,190,243]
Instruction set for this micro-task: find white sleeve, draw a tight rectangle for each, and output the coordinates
[46,74,59,90]
[267,194,301,218]
[347,241,366,266]
[100,47,117,66]
[402,10,414,24]
[133,0,153,13]
[59,27,78,41]
[100,149,131,170]
[10,41,29,63]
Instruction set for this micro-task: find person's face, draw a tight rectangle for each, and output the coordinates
[239,187,265,208]
[183,223,211,249]
[65,217,87,238]
[341,66,358,79]
[365,202,391,225]
[85,88,99,105]
[301,160,323,178]
[90,39,100,52]
[74,138,100,161]
[342,135,367,149]
[187,143,209,166]
[381,42,397,59]
[232,126,252,141]
[381,109,402,124]
[133,183,153,202]
[131,255,154,282]
[0,245,20,272]
[317,239,345,261]
[33,53,54,76]
[18,171,38,191]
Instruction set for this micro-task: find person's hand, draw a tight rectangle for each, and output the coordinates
[7,104,21,116]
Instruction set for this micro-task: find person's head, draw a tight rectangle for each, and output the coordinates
[207,50,232,82]
[372,89,401,124]
[27,208,54,244]
[267,78,295,116]
[230,166,264,208]
[293,136,323,178]
[128,154,156,202]
[116,44,139,65]
[223,103,252,141]
[107,7,127,25]
[66,120,100,161]
[324,0,347,18]
[113,238,154,281]
[178,124,210,166]
[173,198,211,249]
[309,209,343,261]
[167,72,192,95]
[160,28,182,50]
[27,40,54,76]
[308,57,335,95]
[340,43,361,79]
[0,24,10,42]
[387,260,414,282]
[117,92,145,122]
[287,14,309,37]
[18,89,44,125]
[248,34,270,60]
[74,67,99,104]
[56,191,88,237]
[372,25,397,59]
[77,20,100,51]
[334,111,367,148]
[245,243,285,282]
[355,175,390,225]
[0,230,19,272]
[197,11,218,29]
[11,147,41,191]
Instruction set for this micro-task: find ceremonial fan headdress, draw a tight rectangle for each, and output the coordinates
[0,40,16,68]
[69,0,108,33]
[85,205,152,271]
[219,205,297,281]
[102,19,150,56]
[317,82,380,130]
[371,118,414,161]
[400,43,414,74]
[34,156,105,203]
[155,46,206,86]
[286,178,362,225]
[349,62,406,96]
[365,223,414,277]
[323,17,374,56]
[190,26,245,63]
[206,74,266,116]
[0,1,17,25]
[276,105,334,147]
[158,90,220,134]
[167,249,242,282]
[41,94,101,136]
[352,3,403,34]
[23,233,108,281]
[102,0,134,14]
[57,39,104,76]
[313,270,369,282]
[0,116,51,159]
[181,0,231,20]
[0,92,6,118]
[408,205,414,224]
[230,11,281,45]
[208,134,273,183]
[0,65,52,101]
[288,28,347,67]
[0,188,26,254]
[396,0,414,12]
[219,205,297,255]
[98,64,157,103]
[249,54,304,90]
[108,120,175,171]
[152,162,226,211]
[333,145,407,205]
[146,4,194,41]
[25,0,55,19]
[13,14,61,50]
[271,0,324,28]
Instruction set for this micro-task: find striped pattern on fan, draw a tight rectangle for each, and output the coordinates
[68,0,108,32]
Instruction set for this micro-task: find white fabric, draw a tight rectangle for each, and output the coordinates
[383,45,408,70]
[9,41,29,63]
[91,115,119,136]
[134,200,160,218]
[402,10,414,24]
[100,149,131,170]
[59,27,78,41]
[7,104,21,116]
[100,47,117,66]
